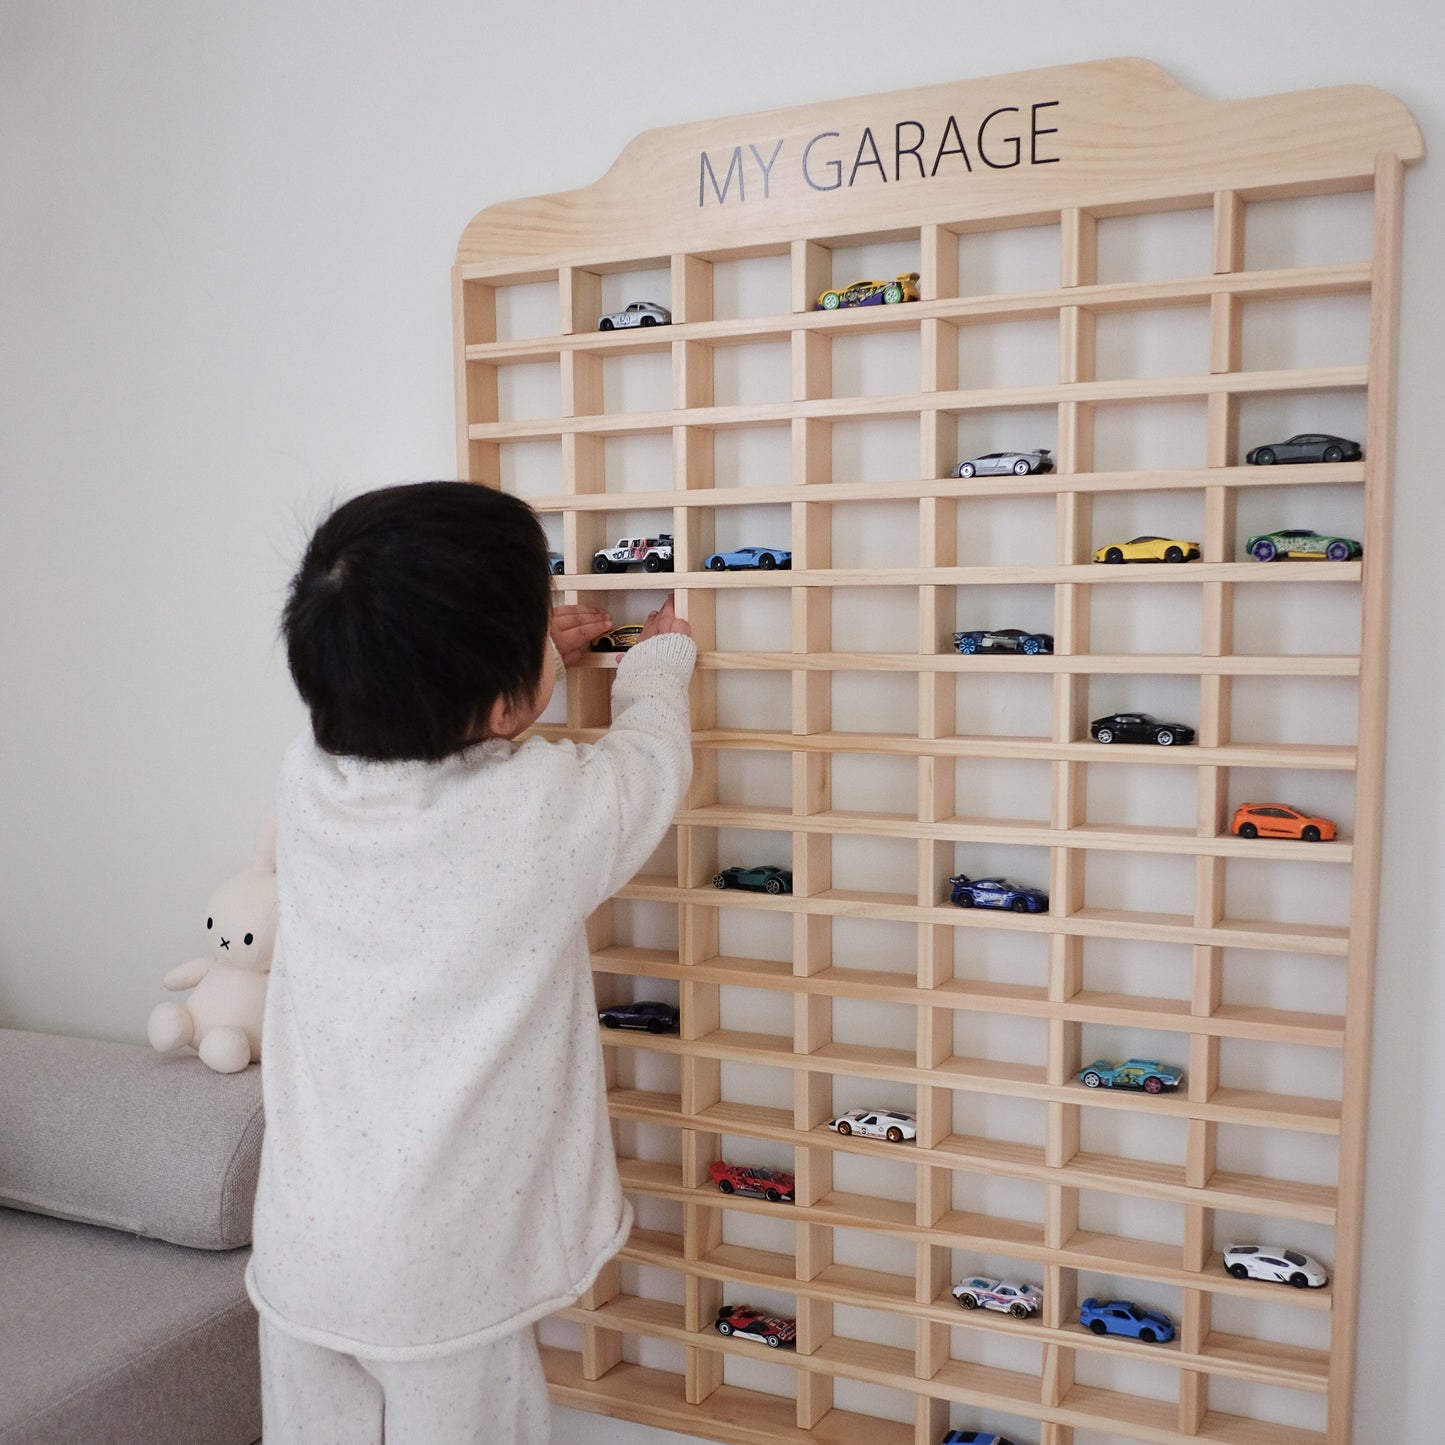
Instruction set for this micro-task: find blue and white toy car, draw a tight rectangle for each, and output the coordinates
[950,1277,1043,1319]
[949,874,1049,913]
[704,547,792,571]
[1078,1059,1183,1095]
[1079,1297,1175,1343]
[943,1433,1020,1445]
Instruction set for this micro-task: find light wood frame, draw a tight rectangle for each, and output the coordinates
[453,58,1421,1445]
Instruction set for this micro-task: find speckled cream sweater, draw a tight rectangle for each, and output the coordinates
[245,632,696,1358]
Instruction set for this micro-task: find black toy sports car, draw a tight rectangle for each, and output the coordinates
[1090,713,1195,746]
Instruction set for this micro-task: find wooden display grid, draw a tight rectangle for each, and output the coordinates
[452,60,1421,1445]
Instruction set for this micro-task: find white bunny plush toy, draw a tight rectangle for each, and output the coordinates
[147,811,276,1073]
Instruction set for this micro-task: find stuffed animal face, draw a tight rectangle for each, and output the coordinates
[202,866,277,974]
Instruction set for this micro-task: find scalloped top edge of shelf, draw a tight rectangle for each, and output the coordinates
[455,58,1422,271]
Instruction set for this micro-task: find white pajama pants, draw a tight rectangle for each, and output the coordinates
[259,1318,551,1445]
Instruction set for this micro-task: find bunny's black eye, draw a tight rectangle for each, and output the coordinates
[206,918,213,930]
[244,933,254,946]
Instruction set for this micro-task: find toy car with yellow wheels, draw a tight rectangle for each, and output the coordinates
[814,272,920,310]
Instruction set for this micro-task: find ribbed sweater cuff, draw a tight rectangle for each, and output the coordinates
[619,632,697,675]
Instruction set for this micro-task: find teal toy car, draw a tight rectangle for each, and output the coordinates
[1079,1058,1182,1095]
[713,865,792,895]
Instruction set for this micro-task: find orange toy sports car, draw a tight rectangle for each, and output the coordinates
[1230,803,1336,842]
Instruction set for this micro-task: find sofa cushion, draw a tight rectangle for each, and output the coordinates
[0,1209,260,1445]
[0,1029,264,1249]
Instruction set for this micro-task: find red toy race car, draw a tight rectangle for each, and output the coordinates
[713,1304,797,1348]
[708,1160,796,1203]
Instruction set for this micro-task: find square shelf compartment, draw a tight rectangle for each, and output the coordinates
[953,219,1061,299]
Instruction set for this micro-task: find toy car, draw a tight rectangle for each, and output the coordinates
[598,301,672,331]
[592,535,674,573]
[950,1277,1043,1319]
[713,865,793,895]
[1231,803,1336,842]
[1245,433,1361,466]
[953,627,1054,656]
[547,551,565,575]
[1090,713,1195,746]
[1223,1244,1329,1289]
[943,1434,1020,1445]
[826,1108,917,1142]
[949,874,1049,913]
[597,1000,679,1033]
[1244,528,1362,562]
[713,1304,796,1348]
[704,546,792,571]
[1093,536,1201,564]
[1079,1297,1175,1343]
[708,1160,795,1203]
[590,624,645,652]
[955,449,1053,478]
[814,273,920,310]
[1079,1059,1183,1094]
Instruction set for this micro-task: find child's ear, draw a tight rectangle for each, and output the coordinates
[483,693,521,738]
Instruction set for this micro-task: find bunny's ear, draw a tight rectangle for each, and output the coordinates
[251,806,277,873]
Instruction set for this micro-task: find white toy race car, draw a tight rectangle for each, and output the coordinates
[950,1277,1043,1318]
[826,1108,917,1143]
[598,301,672,331]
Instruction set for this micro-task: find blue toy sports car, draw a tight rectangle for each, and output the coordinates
[943,1434,1019,1445]
[1079,1297,1175,1343]
[949,874,1049,913]
[704,547,792,571]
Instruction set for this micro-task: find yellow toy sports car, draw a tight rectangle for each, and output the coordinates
[1093,535,1201,564]
[814,273,920,311]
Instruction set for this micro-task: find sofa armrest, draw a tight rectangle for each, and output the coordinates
[0,1029,263,1249]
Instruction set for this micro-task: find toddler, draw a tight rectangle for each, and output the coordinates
[246,481,695,1444]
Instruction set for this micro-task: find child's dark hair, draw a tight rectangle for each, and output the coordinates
[283,481,553,761]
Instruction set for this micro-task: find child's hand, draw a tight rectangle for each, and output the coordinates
[637,594,692,642]
[550,604,612,667]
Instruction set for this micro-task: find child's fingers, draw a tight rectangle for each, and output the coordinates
[550,604,613,665]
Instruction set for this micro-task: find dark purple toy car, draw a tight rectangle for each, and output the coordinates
[597,1001,680,1034]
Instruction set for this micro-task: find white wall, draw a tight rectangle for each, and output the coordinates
[2,2,1441,1440]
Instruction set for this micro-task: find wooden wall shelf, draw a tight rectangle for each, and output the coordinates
[454,57,1419,1445]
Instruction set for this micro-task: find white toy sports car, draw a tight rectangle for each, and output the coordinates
[826,1108,917,1143]
[1223,1244,1329,1288]
[598,301,672,331]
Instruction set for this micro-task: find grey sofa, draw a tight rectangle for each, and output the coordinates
[0,1029,264,1445]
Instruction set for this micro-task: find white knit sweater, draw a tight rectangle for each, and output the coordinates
[245,632,696,1357]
